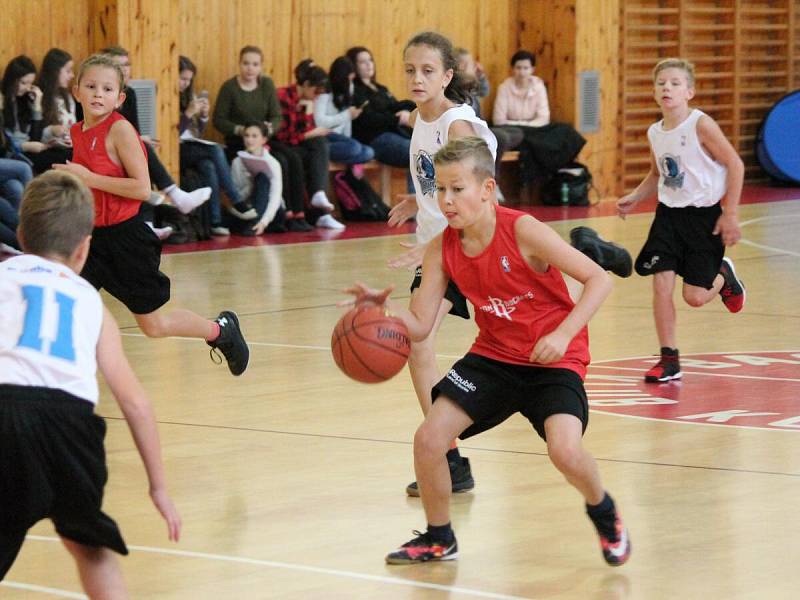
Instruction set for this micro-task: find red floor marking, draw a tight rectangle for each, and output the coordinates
[163,185,800,255]
[587,351,800,431]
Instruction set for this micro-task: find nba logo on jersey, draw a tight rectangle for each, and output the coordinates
[500,256,511,272]
[435,130,441,145]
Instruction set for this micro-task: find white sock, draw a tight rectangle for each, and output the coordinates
[167,186,211,214]
[310,191,334,212]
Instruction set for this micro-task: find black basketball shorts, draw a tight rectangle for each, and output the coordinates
[431,353,589,441]
[0,385,128,579]
[81,215,171,314]
[410,265,470,319]
[635,202,725,289]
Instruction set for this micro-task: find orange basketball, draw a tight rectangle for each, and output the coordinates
[331,305,411,383]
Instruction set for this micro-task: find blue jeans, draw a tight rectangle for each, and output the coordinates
[0,196,20,248]
[327,132,375,164]
[0,158,33,208]
[369,131,413,192]
[180,142,241,225]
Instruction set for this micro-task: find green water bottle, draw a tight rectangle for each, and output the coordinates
[560,182,570,205]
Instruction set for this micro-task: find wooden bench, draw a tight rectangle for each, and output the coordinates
[329,151,521,205]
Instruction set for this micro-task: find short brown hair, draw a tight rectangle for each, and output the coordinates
[19,171,95,258]
[99,45,129,58]
[77,53,125,90]
[653,58,695,87]
[433,136,495,180]
[239,45,263,61]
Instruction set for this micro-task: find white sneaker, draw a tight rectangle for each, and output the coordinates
[310,191,335,212]
[169,187,211,214]
[147,191,165,206]
[316,214,346,230]
[211,225,230,236]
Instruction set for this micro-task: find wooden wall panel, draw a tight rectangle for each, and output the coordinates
[620,0,800,192]
[0,0,91,74]
[179,0,513,141]
[518,0,619,197]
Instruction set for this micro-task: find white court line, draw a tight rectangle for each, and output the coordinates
[590,364,800,383]
[738,211,800,257]
[23,535,529,600]
[0,581,86,599]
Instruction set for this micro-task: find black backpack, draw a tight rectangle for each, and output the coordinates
[542,162,593,207]
[332,168,391,222]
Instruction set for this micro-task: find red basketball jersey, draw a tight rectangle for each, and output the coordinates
[70,111,147,227]
[441,205,590,378]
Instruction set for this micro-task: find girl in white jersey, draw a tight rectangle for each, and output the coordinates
[0,172,180,594]
[617,58,745,384]
[387,31,497,497]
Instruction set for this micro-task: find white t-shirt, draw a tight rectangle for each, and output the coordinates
[0,254,103,404]
[648,109,728,208]
[410,104,497,244]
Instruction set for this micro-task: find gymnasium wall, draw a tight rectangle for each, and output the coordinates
[2,1,798,199]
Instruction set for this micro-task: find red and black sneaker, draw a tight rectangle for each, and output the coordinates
[385,530,458,564]
[596,512,631,566]
[644,348,681,383]
[718,257,745,313]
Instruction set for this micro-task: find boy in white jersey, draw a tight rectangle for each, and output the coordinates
[0,171,181,595]
[617,58,746,383]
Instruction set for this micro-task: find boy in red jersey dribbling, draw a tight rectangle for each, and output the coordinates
[344,136,631,567]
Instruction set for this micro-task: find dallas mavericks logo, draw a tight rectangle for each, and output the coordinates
[414,150,437,197]
[660,154,685,190]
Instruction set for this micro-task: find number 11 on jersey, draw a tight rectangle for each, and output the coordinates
[17,284,77,361]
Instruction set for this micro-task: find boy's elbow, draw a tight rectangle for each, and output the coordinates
[137,183,152,201]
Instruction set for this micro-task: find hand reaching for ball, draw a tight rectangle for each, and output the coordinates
[340,281,395,309]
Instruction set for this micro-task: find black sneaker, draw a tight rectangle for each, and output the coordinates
[570,226,633,278]
[385,530,459,564]
[594,511,631,566]
[718,257,745,313]
[406,456,475,497]
[287,218,313,232]
[644,349,681,383]
[207,311,249,376]
[228,201,258,220]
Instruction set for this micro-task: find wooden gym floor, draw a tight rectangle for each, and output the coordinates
[3,189,800,599]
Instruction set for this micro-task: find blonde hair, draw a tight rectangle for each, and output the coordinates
[77,53,125,91]
[653,58,695,87]
[19,171,95,258]
[433,136,495,180]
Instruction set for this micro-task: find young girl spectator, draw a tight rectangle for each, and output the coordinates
[346,46,414,171]
[95,46,210,215]
[178,55,255,235]
[1,55,65,174]
[0,92,33,209]
[313,56,374,166]
[214,46,312,232]
[36,48,77,158]
[231,122,285,235]
[274,61,344,230]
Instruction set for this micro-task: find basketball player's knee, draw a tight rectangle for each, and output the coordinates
[682,289,706,307]
[414,424,446,462]
[547,441,583,476]
[137,316,168,338]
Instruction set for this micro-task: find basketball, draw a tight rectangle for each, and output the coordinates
[331,304,411,383]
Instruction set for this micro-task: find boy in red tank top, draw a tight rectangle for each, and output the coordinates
[344,137,630,567]
[54,55,248,376]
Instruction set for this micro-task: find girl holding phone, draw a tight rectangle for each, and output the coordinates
[313,56,375,166]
